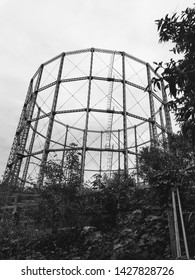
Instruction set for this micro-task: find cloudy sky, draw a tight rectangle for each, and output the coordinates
[0,0,193,178]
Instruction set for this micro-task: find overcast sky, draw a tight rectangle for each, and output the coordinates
[0,0,193,178]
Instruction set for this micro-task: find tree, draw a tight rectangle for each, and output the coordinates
[64,142,81,194]
[139,134,194,182]
[139,134,195,210]
[153,6,195,146]
[37,143,82,231]
[87,172,136,230]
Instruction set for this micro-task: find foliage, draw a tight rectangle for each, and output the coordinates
[152,5,195,145]
[86,172,136,230]
[37,143,82,232]
[1,137,195,260]
[138,134,195,258]
[139,134,195,208]
[111,209,169,260]
[0,164,173,260]
[0,187,171,260]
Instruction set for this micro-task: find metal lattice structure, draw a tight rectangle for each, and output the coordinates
[3,47,172,191]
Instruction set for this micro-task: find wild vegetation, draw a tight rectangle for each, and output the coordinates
[0,132,195,259]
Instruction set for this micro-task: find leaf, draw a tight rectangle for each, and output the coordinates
[146,215,160,221]
[157,81,161,90]
[185,110,191,120]
[169,78,177,97]
[154,66,160,74]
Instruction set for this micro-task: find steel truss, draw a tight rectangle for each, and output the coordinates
[3,47,172,190]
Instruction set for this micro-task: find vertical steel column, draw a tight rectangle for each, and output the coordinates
[99,131,103,176]
[146,64,158,145]
[21,107,41,189]
[3,79,33,183]
[148,120,154,145]
[161,80,173,135]
[37,54,65,189]
[159,106,166,148]
[10,66,43,190]
[61,125,69,169]
[110,144,114,177]
[81,48,94,184]
[118,129,121,175]
[13,67,43,186]
[121,52,128,177]
[134,125,139,184]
